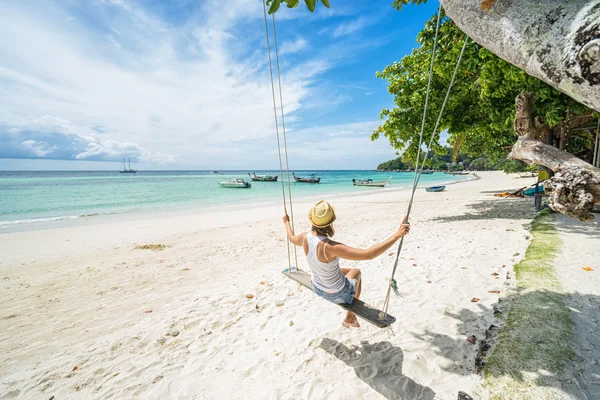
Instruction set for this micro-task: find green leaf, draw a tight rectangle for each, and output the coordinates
[286,0,299,8]
[321,0,331,7]
[268,0,281,14]
[304,0,316,12]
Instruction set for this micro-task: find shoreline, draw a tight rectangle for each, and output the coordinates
[1,171,542,399]
[0,172,476,235]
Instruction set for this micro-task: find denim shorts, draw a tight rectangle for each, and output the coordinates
[312,278,356,305]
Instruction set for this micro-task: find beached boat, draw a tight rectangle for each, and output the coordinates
[293,173,320,183]
[119,157,137,174]
[425,186,446,192]
[248,172,278,182]
[518,172,538,178]
[219,178,251,188]
[446,171,468,175]
[524,185,544,196]
[352,177,392,187]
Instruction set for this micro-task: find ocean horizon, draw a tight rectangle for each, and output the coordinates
[0,170,470,229]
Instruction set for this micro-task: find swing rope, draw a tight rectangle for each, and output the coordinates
[414,34,469,187]
[271,13,299,270]
[380,5,443,320]
[410,3,443,208]
[262,0,293,272]
[261,1,469,323]
[380,17,469,322]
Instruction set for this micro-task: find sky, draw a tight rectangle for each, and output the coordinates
[0,0,441,171]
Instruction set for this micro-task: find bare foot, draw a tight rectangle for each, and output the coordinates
[342,315,353,328]
[342,315,360,328]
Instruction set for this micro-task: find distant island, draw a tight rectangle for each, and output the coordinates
[376,146,531,173]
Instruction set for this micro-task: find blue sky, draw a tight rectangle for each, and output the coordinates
[0,0,440,170]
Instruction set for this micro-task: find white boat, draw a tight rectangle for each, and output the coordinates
[352,177,392,187]
[219,178,251,188]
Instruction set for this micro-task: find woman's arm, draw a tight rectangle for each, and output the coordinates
[327,215,410,261]
[283,214,306,246]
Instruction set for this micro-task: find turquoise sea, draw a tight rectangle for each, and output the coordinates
[0,170,469,229]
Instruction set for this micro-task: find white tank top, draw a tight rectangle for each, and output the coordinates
[305,234,345,293]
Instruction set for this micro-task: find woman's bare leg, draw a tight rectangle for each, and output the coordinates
[341,268,361,327]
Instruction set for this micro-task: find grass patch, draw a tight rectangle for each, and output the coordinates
[482,214,575,399]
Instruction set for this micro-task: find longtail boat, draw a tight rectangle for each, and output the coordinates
[352,177,392,187]
[248,172,278,182]
[293,173,320,183]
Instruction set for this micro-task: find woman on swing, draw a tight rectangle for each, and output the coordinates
[283,200,410,328]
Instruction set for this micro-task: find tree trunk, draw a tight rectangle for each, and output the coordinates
[559,109,572,150]
[508,92,600,221]
[594,121,600,167]
[440,0,600,112]
[543,127,555,178]
[559,124,567,151]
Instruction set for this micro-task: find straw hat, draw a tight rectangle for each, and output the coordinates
[308,200,336,228]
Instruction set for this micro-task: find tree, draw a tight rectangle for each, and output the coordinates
[438,0,600,113]
[377,147,529,172]
[469,156,486,171]
[373,14,599,220]
[267,0,600,219]
[437,0,600,220]
[268,0,600,112]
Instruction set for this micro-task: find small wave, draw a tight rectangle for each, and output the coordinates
[0,212,104,227]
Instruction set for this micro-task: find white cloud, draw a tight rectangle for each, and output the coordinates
[0,0,328,166]
[17,140,57,157]
[278,120,396,169]
[0,0,396,170]
[333,17,369,38]
[279,37,309,55]
[73,139,139,160]
[0,128,170,162]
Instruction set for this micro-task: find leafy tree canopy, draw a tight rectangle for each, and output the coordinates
[265,0,330,14]
[371,12,596,164]
[376,146,530,173]
[266,1,598,167]
[265,0,424,14]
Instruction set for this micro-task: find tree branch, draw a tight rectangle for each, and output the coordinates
[440,0,600,112]
[508,92,600,221]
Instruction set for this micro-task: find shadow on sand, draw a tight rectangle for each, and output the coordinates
[430,197,536,223]
[318,338,436,400]
[411,289,600,400]
[555,213,600,238]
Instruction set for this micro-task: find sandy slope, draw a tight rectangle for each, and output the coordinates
[0,172,539,399]
[553,215,600,400]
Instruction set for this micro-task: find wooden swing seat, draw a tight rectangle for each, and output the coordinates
[282,268,396,329]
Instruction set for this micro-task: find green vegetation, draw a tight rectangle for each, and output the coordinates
[376,146,530,172]
[268,2,598,168]
[266,0,330,14]
[265,0,423,14]
[372,11,597,166]
[482,215,575,399]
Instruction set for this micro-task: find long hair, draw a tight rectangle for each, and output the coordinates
[312,224,335,237]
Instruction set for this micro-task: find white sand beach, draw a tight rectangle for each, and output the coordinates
[0,171,580,399]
